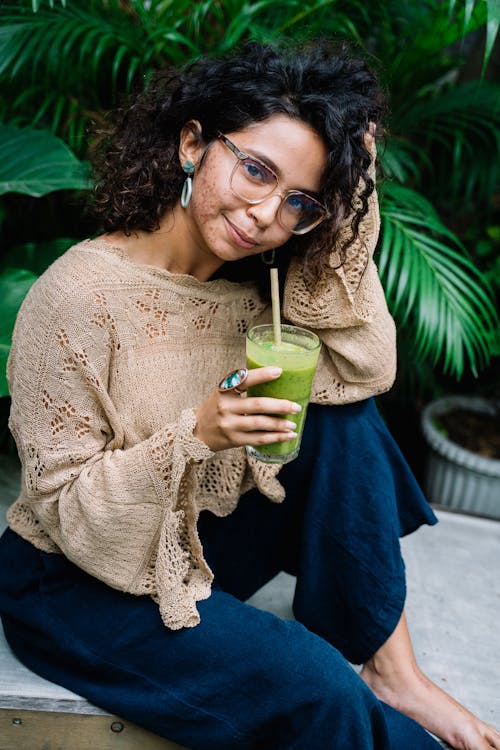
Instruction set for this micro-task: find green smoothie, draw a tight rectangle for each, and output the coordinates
[246,324,321,464]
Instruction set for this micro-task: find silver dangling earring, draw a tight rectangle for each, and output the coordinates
[261,249,276,266]
[180,161,195,208]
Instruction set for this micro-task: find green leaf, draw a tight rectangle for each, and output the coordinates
[378,183,499,378]
[32,0,66,10]
[395,80,500,136]
[1,238,77,276]
[486,226,500,240]
[0,344,11,399]
[378,139,422,182]
[0,268,38,397]
[483,0,500,73]
[0,124,88,197]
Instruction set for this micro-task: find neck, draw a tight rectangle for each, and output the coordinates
[104,204,224,283]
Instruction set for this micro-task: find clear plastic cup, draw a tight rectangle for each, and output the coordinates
[245,324,321,464]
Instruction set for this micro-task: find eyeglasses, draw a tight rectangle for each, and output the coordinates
[217,132,329,235]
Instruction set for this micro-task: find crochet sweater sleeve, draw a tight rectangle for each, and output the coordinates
[7,270,215,629]
[283,143,397,403]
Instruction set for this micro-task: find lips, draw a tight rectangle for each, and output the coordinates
[224,217,259,248]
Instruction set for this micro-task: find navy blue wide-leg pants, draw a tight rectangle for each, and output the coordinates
[0,400,441,749]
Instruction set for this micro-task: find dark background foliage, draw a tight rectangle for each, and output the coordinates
[1,0,499,482]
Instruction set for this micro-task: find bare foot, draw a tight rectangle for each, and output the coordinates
[360,643,500,750]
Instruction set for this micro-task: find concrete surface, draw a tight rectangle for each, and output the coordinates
[1,453,499,739]
[248,510,500,732]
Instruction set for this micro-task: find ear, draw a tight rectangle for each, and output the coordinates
[178,120,205,168]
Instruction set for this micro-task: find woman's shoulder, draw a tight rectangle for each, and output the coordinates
[10,239,125,342]
[19,237,145,315]
[39,237,131,288]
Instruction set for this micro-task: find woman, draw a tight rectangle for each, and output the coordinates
[0,41,498,750]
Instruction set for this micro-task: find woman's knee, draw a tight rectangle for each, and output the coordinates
[252,620,386,740]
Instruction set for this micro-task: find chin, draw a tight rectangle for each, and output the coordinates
[216,245,261,263]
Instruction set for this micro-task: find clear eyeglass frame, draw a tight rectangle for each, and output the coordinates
[217,132,330,235]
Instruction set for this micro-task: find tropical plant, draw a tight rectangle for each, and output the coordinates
[0,124,87,397]
[0,0,499,402]
[0,124,88,196]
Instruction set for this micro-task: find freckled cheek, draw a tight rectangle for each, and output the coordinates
[191,194,215,224]
[192,176,236,231]
[188,193,222,250]
[193,171,232,214]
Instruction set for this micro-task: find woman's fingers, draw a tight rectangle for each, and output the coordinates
[237,428,297,446]
[194,366,302,452]
[229,395,301,416]
[239,414,298,434]
[217,402,298,440]
[233,365,282,392]
[220,370,302,436]
[224,367,301,416]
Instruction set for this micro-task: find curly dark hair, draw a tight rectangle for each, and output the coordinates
[90,40,385,295]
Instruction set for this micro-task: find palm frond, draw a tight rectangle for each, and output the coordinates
[0,3,148,89]
[395,80,500,133]
[378,138,431,183]
[272,0,361,36]
[392,80,500,203]
[32,0,66,10]
[378,183,498,377]
[388,0,491,83]
[483,0,500,73]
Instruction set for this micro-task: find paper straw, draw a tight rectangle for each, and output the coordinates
[270,267,282,347]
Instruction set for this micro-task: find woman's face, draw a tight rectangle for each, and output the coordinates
[178,114,328,266]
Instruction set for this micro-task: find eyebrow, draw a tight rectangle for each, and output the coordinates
[245,147,322,199]
[245,148,280,175]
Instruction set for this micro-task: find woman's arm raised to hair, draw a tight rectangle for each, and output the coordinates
[282,139,397,404]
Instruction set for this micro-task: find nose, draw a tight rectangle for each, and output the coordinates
[247,195,282,228]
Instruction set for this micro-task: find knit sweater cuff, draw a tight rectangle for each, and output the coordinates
[176,408,215,464]
[146,408,214,488]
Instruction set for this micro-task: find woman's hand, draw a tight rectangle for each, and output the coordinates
[193,366,302,453]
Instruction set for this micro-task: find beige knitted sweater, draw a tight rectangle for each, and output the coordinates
[6,169,396,630]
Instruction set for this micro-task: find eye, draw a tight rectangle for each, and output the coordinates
[285,193,308,214]
[241,158,275,185]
